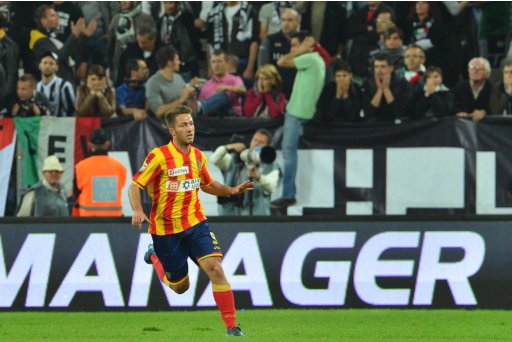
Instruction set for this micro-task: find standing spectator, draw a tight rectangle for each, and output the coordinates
[108,1,155,85]
[211,129,280,216]
[36,52,76,117]
[117,24,159,86]
[157,1,200,82]
[76,64,116,117]
[453,57,492,122]
[369,28,406,73]
[244,64,286,119]
[374,9,396,45]
[362,53,411,122]
[409,66,454,119]
[29,4,96,83]
[490,63,512,116]
[116,58,150,121]
[258,1,293,39]
[317,61,363,123]
[407,2,460,87]
[11,74,50,117]
[271,32,326,209]
[145,45,195,119]
[346,1,393,83]
[258,8,300,98]
[73,128,127,217]
[0,11,18,113]
[16,155,69,217]
[399,45,426,86]
[197,49,246,117]
[296,1,347,58]
[206,1,259,81]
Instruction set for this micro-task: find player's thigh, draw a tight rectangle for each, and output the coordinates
[152,233,189,282]
[188,221,223,263]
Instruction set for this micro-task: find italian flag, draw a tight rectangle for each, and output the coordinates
[13,117,101,194]
[0,118,16,216]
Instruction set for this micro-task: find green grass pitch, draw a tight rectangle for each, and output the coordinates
[1,309,512,341]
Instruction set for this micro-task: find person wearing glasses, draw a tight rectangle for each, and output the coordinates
[453,57,492,122]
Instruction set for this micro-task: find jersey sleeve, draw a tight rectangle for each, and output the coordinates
[132,149,162,189]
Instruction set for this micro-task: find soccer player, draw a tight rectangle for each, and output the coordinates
[128,105,253,337]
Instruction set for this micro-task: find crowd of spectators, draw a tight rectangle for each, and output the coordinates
[3,1,512,216]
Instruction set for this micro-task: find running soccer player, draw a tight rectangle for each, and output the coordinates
[128,105,253,337]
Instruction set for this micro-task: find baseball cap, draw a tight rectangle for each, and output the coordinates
[40,51,59,63]
[90,128,109,144]
[42,155,64,172]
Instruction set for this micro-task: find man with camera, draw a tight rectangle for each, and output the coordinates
[211,129,280,216]
[11,74,51,117]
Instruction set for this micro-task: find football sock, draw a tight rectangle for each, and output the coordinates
[150,254,172,287]
[212,283,237,329]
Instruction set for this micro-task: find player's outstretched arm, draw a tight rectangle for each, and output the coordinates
[128,183,150,230]
[202,180,254,197]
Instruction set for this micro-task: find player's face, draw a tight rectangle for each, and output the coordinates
[171,114,195,146]
[39,56,58,77]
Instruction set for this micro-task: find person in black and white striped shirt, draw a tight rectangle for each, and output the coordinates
[36,51,76,117]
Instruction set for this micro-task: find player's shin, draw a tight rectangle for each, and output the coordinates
[212,283,237,329]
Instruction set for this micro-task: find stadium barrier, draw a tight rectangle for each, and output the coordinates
[1,216,511,310]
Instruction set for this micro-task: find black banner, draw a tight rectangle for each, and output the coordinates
[1,218,511,310]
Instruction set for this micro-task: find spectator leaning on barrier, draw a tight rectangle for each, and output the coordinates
[244,64,286,119]
[453,57,492,122]
[197,49,246,117]
[76,64,116,117]
[257,8,300,99]
[16,155,69,217]
[271,32,326,209]
[317,61,363,123]
[362,53,411,122]
[409,66,454,119]
[11,74,51,117]
[490,63,512,116]
[116,58,150,121]
[73,128,127,217]
[145,45,196,119]
[36,51,76,117]
[211,129,280,216]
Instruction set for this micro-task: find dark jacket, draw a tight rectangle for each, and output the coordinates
[317,81,363,122]
[117,41,159,86]
[490,82,512,115]
[409,83,454,119]
[362,74,411,122]
[0,34,19,110]
[452,79,492,115]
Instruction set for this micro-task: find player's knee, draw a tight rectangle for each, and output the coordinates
[172,283,189,294]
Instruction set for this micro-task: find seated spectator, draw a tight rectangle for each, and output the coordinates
[157,1,199,82]
[409,66,454,119]
[36,52,76,117]
[117,23,159,86]
[490,63,512,115]
[244,64,286,119]
[108,1,155,85]
[76,65,116,117]
[453,57,492,122]
[145,45,196,119]
[226,53,240,75]
[16,155,69,217]
[116,58,150,121]
[73,128,127,217]
[362,53,411,122]
[317,61,363,123]
[399,45,426,86]
[375,9,397,45]
[211,129,280,216]
[369,28,406,73]
[0,12,19,113]
[197,49,246,117]
[11,74,50,117]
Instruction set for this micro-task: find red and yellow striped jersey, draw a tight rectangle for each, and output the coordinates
[132,141,214,235]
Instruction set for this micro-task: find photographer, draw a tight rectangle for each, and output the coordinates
[211,129,280,216]
[11,74,50,117]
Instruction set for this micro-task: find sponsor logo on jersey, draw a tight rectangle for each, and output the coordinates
[168,166,189,177]
[166,178,201,192]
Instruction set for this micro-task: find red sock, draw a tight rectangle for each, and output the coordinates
[150,254,172,286]
[212,284,236,329]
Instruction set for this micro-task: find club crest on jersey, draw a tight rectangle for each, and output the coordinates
[197,161,202,170]
[168,166,189,177]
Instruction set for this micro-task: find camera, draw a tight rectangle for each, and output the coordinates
[240,146,276,168]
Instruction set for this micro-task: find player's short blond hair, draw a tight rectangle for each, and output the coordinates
[164,105,193,128]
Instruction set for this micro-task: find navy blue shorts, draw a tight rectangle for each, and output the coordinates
[151,221,223,282]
